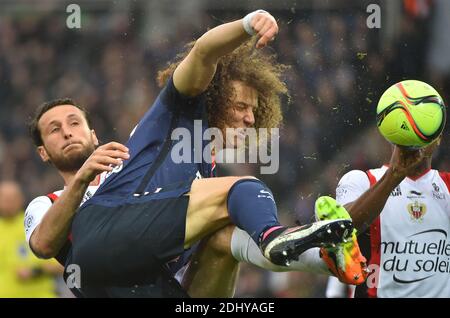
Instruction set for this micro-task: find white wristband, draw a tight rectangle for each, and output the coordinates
[242,9,268,36]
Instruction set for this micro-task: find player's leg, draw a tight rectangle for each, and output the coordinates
[181,225,239,298]
[185,176,354,266]
[181,223,332,298]
[184,176,257,248]
[230,226,330,274]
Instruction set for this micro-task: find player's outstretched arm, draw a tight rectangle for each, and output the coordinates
[344,171,403,232]
[173,10,278,97]
[30,142,129,259]
[345,146,430,232]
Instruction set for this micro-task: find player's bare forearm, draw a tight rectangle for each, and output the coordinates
[173,20,250,96]
[347,144,430,232]
[30,178,88,259]
[345,168,403,232]
[195,20,251,63]
[173,11,278,96]
[30,142,128,259]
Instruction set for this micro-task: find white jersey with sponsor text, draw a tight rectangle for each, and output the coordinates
[336,166,450,298]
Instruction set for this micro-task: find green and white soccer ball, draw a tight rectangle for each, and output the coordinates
[376,80,446,148]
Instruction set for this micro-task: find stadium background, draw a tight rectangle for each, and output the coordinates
[0,0,448,297]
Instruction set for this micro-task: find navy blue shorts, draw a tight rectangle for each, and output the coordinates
[70,195,190,291]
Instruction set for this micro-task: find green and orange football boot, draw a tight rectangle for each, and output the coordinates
[315,196,368,285]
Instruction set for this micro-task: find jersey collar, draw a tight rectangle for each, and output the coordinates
[382,164,432,181]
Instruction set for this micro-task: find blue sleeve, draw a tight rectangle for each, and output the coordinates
[159,76,205,116]
[130,76,206,143]
[91,76,209,199]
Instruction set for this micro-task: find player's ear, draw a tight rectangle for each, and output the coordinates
[91,130,99,147]
[37,146,50,162]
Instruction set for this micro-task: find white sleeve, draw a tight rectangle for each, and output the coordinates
[335,170,371,206]
[24,196,52,245]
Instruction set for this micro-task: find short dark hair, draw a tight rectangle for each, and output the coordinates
[28,98,92,147]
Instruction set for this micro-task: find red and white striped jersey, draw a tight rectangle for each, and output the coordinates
[24,173,107,245]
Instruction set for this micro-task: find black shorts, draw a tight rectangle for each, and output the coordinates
[69,195,189,290]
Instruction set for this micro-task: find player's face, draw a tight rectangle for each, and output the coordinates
[0,182,23,218]
[37,105,98,172]
[223,81,258,148]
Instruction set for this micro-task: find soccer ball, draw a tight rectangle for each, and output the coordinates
[376,80,446,148]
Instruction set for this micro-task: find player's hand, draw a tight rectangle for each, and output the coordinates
[388,145,430,180]
[75,142,130,184]
[250,12,279,48]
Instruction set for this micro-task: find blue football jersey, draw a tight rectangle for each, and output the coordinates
[85,77,215,207]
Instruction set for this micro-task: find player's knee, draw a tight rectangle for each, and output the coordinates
[235,176,259,182]
[213,176,260,211]
[227,176,270,201]
[226,176,260,193]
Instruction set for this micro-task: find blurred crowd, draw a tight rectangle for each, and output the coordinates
[0,0,449,298]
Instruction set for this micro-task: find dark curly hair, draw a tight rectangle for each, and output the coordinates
[157,39,289,133]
